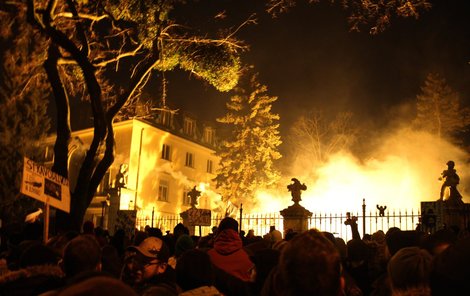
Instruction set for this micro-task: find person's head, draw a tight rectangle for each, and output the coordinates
[334,237,347,262]
[123,236,170,285]
[347,239,369,263]
[82,220,94,235]
[19,241,59,268]
[174,234,194,258]
[218,217,239,232]
[385,230,422,257]
[57,276,137,296]
[423,228,457,256]
[61,234,102,277]
[250,248,280,289]
[430,236,470,296]
[147,227,163,239]
[176,249,214,291]
[371,230,386,244]
[271,229,282,243]
[264,229,343,296]
[388,247,432,294]
[173,223,189,238]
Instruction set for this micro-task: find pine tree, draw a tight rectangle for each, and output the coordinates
[0,9,50,223]
[414,73,470,142]
[215,73,282,208]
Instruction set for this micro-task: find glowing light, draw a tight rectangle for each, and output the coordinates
[119,188,136,210]
[250,129,469,215]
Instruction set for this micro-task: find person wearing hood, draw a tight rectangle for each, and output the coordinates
[207,217,254,282]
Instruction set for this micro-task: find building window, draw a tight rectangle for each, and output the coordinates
[207,159,213,174]
[203,127,214,145]
[161,144,171,160]
[182,190,191,205]
[183,117,196,137]
[185,152,194,168]
[158,180,169,202]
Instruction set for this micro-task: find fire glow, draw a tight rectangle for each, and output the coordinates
[129,127,469,224]
[253,129,469,215]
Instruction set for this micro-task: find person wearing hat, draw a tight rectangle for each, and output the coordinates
[121,236,177,295]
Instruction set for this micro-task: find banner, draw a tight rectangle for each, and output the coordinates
[183,208,211,226]
[21,157,70,213]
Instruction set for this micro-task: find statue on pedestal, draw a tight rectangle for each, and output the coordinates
[438,160,462,203]
[114,163,128,196]
[281,178,312,234]
[188,186,201,208]
[287,178,307,204]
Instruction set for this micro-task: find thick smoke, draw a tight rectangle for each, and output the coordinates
[254,128,469,214]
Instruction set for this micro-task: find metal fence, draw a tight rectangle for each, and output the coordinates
[308,209,421,241]
[136,209,421,241]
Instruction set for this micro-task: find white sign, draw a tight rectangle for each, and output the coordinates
[185,208,211,226]
[21,157,70,213]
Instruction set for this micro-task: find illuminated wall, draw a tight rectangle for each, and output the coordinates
[62,119,219,224]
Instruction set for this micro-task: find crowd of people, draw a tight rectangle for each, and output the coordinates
[0,216,469,296]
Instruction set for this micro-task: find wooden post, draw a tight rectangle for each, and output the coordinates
[239,203,243,233]
[43,202,50,243]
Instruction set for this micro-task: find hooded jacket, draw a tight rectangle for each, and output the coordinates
[207,229,253,282]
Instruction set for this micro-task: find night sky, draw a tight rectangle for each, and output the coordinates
[66,0,470,154]
[155,0,470,153]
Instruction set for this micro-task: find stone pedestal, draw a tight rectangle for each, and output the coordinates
[280,203,312,235]
[442,199,468,231]
[281,178,312,235]
[421,200,470,233]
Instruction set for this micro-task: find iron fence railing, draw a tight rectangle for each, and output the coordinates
[136,209,421,241]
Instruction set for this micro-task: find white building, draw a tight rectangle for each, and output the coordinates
[44,110,220,233]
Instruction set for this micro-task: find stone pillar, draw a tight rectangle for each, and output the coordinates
[442,198,467,231]
[280,178,312,235]
[107,188,120,235]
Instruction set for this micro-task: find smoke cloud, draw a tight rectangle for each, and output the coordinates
[254,128,469,214]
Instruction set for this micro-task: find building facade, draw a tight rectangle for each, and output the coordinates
[44,111,220,233]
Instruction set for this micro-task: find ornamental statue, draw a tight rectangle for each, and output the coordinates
[287,178,307,204]
[188,186,201,208]
[439,160,462,202]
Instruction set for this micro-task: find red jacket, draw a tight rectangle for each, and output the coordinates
[207,229,254,282]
